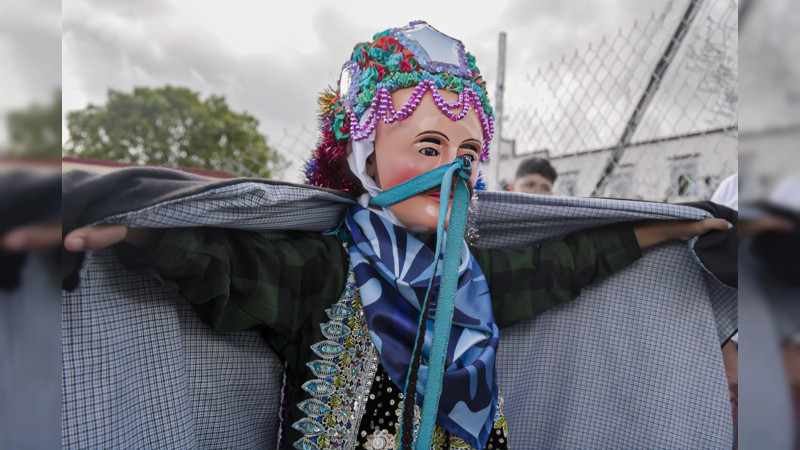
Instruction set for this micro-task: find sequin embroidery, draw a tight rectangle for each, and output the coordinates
[292,269,379,449]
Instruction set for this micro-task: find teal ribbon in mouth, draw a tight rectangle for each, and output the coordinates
[369,156,474,450]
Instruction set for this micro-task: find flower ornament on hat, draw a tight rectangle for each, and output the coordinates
[305,20,494,195]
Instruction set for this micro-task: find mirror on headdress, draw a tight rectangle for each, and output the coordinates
[339,61,359,108]
[399,21,469,77]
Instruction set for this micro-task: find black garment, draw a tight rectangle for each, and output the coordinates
[0,171,61,290]
[749,204,800,287]
[681,200,738,288]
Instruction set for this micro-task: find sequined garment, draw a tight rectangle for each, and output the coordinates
[292,270,509,449]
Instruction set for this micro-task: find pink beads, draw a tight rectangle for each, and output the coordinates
[347,80,494,160]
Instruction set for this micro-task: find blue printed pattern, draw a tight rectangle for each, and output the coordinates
[345,205,500,448]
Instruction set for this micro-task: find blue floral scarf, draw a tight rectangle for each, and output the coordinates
[344,205,499,448]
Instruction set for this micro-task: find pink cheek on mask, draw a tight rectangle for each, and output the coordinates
[382,163,425,189]
[381,159,478,190]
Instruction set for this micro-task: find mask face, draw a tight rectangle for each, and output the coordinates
[366,87,483,232]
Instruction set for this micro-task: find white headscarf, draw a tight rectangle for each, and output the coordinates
[345,113,406,228]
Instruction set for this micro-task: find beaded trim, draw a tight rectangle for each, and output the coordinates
[292,270,379,449]
[347,79,493,160]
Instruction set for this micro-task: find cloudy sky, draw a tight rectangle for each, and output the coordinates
[0,0,61,142]
[57,0,674,180]
[2,0,797,180]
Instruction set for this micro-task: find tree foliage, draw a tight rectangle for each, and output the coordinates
[4,89,62,158]
[63,86,285,178]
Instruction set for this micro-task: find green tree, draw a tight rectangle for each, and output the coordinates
[4,89,62,158]
[63,86,285,178]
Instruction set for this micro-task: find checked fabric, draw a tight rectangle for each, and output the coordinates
[61,169,736,449]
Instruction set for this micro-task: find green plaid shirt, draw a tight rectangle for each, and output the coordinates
[118,224,640,368]
[117,224,640,441]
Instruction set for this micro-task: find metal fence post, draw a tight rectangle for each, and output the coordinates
[492,32,507,191]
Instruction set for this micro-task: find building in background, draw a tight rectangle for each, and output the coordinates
[485,0,738,200]
[493,127,736,201]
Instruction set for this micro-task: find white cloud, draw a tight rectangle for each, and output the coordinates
[61,0,679,179]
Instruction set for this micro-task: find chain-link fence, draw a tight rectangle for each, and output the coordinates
[267,0,739,200]
[264,124,318,183]
[486,0,738,201]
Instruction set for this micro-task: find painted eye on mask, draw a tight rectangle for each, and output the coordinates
[458,142,480,163]
[419,147,440,157]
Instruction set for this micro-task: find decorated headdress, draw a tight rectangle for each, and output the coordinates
[304,20,494,194]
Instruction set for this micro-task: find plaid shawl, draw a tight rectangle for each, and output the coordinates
[61,168,736,449]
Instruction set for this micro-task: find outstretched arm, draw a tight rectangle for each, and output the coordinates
[2,223,63,252]
[64,224,143,252]
[63,225,348,336]
[63,217,732,253]
[633,218,731,249]
[476,217,733,328]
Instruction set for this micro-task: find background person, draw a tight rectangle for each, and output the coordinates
[507,156,557,195]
